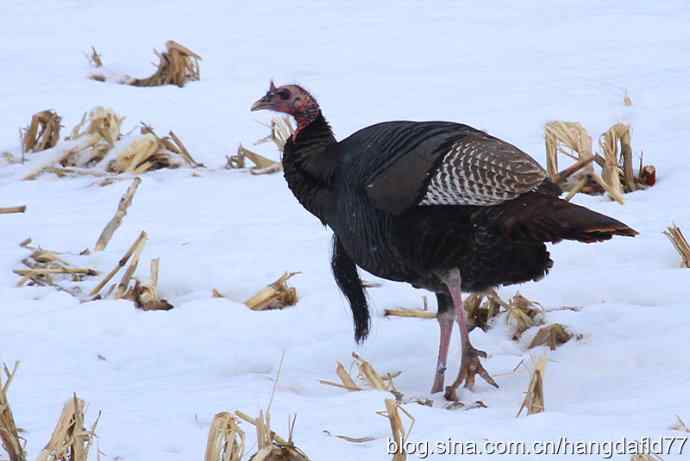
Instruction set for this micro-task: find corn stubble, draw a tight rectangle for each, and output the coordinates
[23,107,201,181]
[227,116,294,175]
[22,110,62,153]
[0,362,25,461]
[664,224,690,268]
[36,395,100,461]
[241,272,300,311]
[319,352,401,393]
[545,120,655,203]
[0,365,99,461]
[517,356,548,417]
[204,412,245,461]
[89,40,201,88]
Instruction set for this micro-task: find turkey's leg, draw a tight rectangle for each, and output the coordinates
[441,268,498,401]
[431,295,454,393]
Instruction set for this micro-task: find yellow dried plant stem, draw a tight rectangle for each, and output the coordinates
[383,308,436,319]
[0,206,26,214]
[95,177,142,251]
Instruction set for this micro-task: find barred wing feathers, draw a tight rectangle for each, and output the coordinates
[353,122,546,214]
[419,134,546,206]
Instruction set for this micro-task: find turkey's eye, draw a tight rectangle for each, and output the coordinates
[278,90,290,100]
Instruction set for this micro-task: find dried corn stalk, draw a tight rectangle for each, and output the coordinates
[335,361,361,390]
[256,117,295,152]
[230,145,282,175]
[319,361,362,391]
[90,231,147,298]
[69,106,123,147]
[14,268,97,277]
[22,110,62,153]
[230,117,293,175]
[516,355,547,417]
[114,233,148,299]
[544,121,595,180]
[383,308,436,319]
[496,292,544,339]
[22,108,198,180]
[0,362,25,461]
[36,394,100,461]
[91,41,201,87]
[106,123,201,174]
[377,400,414,461]
[544,121,625,202]
[14,245,98,296]
[94,177,141,251]
[464,289,502,331]
[125,258,174,311]
[24,107,123,180]
[551,156,596,186]
[320,354,400,392]
[528,324,573,350]
[23,145,88,181]
[140,123,203,168]
[664,224,690,268]
[237,411,310,461]
[353,352,390,391]
[133,40,201,87]
[600,123,633,195]
[244,272,299,310]
[204,412,245,461]
[107,133,160,173]
[0,206,26,215]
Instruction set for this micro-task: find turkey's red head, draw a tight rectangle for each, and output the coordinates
[251,81,320,135]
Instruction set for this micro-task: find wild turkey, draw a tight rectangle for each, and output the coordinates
[251,81,638,399]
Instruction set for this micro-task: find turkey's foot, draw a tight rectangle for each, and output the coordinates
[444,345,498,401]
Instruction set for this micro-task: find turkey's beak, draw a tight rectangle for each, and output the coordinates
[250,95,273,112]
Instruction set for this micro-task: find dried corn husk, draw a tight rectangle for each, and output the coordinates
[516,356,547,417]
[528,324,573,350]
[22,110,61,153]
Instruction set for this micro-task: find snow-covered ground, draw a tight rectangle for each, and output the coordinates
[2,1,690,459]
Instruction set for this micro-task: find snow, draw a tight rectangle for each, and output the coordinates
[2,1,690,460]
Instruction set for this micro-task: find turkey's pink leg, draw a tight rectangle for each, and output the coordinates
[441,268,498,401]
[431,312,454,393]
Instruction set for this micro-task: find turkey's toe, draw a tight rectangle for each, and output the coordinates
[444,346,498,401]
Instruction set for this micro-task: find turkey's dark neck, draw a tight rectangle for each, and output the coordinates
[294,106,321,137]
[282,112,337,225]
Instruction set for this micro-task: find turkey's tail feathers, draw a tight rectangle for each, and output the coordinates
[332,236,370,342]
[498,193,638,244]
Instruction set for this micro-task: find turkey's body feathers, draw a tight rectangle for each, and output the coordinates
[282,114,637,341]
